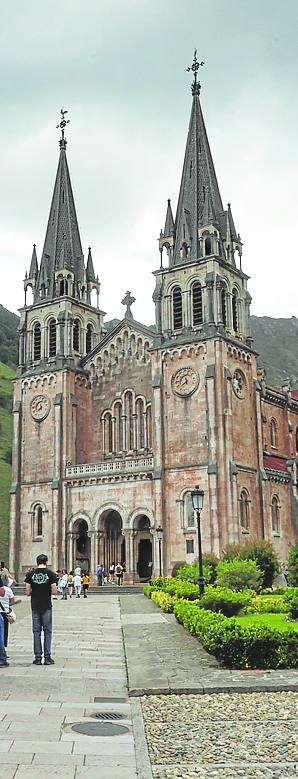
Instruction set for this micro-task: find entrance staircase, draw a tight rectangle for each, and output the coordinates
[12,583,145,596]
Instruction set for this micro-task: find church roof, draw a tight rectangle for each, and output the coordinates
[35,128,84,300]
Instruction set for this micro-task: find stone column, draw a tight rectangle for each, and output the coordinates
[67,315,74,357]
[58,312,66,356]
[123,529,134,582]
[9,400,22,578]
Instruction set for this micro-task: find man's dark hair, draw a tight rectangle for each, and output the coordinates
[0,562,4,569]
[36,554,48,566]
[0,576,3,587]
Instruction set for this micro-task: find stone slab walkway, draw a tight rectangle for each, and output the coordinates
[120,594,298,695]
[0,594,142,779]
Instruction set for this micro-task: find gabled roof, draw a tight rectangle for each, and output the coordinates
[263,453,288,472]
[81,317,155,367]
[35,138,84,300]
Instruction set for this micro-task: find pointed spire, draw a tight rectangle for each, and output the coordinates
[201,187,217,227]
[29,244,38,278]
[163,199,175,237]
[172,55,223,265]
[86,247,96,282]
[227,203,237,240]
[35,109,85,301]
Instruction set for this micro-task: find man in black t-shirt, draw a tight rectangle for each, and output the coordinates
[25,554,57,665]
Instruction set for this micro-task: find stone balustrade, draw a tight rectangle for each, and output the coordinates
[65,454,154,478]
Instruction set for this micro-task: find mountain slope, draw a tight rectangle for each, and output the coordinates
[251,315,298,388]
[0,362,14,564]
[0,304,19,367]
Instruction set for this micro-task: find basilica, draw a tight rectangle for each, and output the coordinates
[9,58,298,581]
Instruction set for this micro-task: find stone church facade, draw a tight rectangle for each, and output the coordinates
[9,69,298,581]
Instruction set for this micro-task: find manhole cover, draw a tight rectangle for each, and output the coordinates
[71,721,129,737]
[92,712,125,721]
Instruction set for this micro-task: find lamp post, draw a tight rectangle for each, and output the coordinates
[156,526,163,577]
[191,485,205,596]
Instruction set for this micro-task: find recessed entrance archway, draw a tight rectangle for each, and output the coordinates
[73,518,91,572]
[98,510,124,574]
[133,514,153,581]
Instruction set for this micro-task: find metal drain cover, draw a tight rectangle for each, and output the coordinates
[92,712,125,721]
[71,721,129,737]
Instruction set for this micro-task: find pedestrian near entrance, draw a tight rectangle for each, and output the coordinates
[82,572,90,597]
[73,569,82,598]
[115,562,123,586]
[0,577,9,667]
[68,571,74,597]
[109,562,115,583]
[25,554,57,665]
[60,570,68,600]
[97,564,104,586]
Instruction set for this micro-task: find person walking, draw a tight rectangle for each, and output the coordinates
[109,562,115,583]
[24,554,57,665]
[67,571,74,598]
[0,577,9,667]
[0,576,16,650]
[82,572,90,598]
[73,568,82,598]
[60,570,68,600]
[97,564,104,586]
[115,562,123,586]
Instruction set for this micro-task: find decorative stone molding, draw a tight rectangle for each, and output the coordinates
[22,373,56,390]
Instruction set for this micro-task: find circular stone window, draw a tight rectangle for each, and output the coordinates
[232,368,246,399]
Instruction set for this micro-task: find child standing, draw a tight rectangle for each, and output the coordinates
[73,569,82,598]
[67,571,74,598]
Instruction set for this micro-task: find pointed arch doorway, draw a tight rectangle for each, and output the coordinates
[133,514,153,581]
[72,518,91,572]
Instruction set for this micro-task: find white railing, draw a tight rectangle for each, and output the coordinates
[66,455,154,478]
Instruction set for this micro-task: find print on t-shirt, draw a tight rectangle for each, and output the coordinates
[25,568,57,613]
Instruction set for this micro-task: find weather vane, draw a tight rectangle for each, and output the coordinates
[187,49,204,94]
[56,108,70,146]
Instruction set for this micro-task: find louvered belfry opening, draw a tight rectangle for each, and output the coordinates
[33,323,41,361]
[48,319,57,357]
[192,282,202,326]
[173,286,183,329]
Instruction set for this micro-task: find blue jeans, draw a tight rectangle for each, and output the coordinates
[32,609,52,658]
[0,614,7,664]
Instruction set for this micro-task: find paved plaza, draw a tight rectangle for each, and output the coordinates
[0,593,297,779]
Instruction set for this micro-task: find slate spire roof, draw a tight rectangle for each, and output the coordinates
[29,244,38,278]
[168,54,240,267]
[35,128,84,300]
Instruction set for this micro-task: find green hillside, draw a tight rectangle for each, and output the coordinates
[251,315,298,388]
[0,304,19,367]
[0,362,14,564]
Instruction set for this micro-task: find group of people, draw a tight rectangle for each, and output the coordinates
[0,561,16,668]
[97,561,125,586]
[57,568,90,599]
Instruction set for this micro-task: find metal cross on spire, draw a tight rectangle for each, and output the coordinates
[187,49,204,95]
[56,108,70,147]
[121,290,136,319]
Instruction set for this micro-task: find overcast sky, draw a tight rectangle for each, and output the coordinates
[1,0,298,324]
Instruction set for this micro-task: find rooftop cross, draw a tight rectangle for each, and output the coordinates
[187,49,204,95]
[56,108,70,147]
[121,290,136,319]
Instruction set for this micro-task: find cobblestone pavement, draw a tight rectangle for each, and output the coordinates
[0,595,138,779]
[141,692,298,779]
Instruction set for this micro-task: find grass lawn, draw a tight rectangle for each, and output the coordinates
[236,613,298,632]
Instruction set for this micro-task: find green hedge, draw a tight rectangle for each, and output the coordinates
[199,588,252,617]
[151,591,177,612]
[246,596,289,615]
[174,599,298,669]
[144,577,200,600]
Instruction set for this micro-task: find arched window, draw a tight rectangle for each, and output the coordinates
[232,288,238,331]
[205,236,212,256]
[48,319,57,357]
[271,496,280,533]
[181,242,188,258]
[146,404,152,449]
[114,402,122,452]
[33,323,41,361]
[239,489,250,531]
[270,418,278,448]
[136,398,145,450]
[296,427,298,454]
[124,392,134,450]
[187,493,195,528]
[37,506,43,536]
[173,286,183,329]
[86,324,93,354]
[221,287,227,327]
[104,413,113,454]
[73,319,80,352]
[192,282,203,326]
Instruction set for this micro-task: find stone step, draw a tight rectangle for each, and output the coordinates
[12,584,145,595]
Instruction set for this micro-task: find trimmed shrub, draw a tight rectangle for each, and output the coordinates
[176,562,213,585]
[283,588,298,620]
[144,585,152,598]
[173,599,298,669]
[222,540,279,588]
[151,590,177,613]
[199,587,252,617]
[261,586,288,596]
[145,577,200,600]
[288,544,298,587]
[217,559,263,592]
[246,596,289,615]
